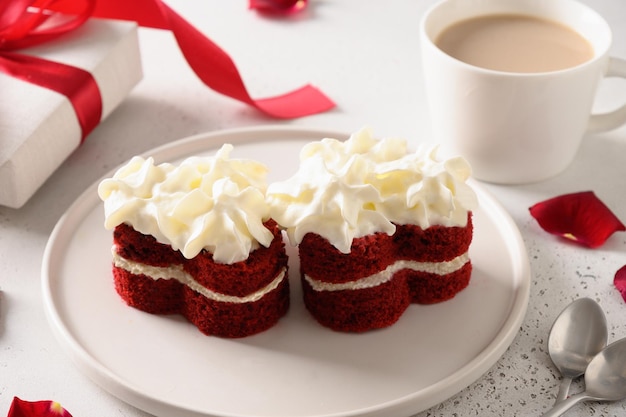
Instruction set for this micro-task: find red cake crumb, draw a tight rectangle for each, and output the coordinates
[299,214,473,332]
[393,218,473,262]
[185,229,287,297]
[299,231,396,283]
[301,274,411,332]
[111,220,289,338]
[405,262,472,304]
[114,223,186,267]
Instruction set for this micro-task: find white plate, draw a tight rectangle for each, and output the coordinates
[42,126,530,417]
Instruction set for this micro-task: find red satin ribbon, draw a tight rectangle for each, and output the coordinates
[0,0,94,50]
[0,0,102,142]
[0,51,102,142]
[0,0,335,144]
[71,0,336,118]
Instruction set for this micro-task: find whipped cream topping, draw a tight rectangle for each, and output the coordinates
[303,252,469,292]
[112,247,286,303]
[98,145,274,264]
[266,128,478,253]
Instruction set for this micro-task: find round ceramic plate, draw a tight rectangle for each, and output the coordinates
[42,126,530,417]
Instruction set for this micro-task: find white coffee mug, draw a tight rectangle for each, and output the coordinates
[420,0,626,184]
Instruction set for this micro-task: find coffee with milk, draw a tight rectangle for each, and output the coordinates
[435,14,594,73]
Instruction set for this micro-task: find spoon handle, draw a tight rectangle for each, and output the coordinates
[540,393,590,417]
[554,377,573,404]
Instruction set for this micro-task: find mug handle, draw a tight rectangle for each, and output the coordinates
[588,57,626,133]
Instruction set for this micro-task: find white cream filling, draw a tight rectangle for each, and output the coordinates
[303,252,469,292]
[112,247,286,303]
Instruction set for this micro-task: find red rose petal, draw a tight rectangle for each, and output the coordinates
[8,397,73,417]
[249,0,307,14]
[615,265,626,302]
[529,191,625,248]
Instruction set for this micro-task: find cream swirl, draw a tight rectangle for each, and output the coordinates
[97,145,274,264]
[266,128,478,253]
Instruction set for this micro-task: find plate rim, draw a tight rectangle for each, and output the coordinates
[41,125,531,417]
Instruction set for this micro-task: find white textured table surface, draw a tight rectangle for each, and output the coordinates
[2,1,626,416]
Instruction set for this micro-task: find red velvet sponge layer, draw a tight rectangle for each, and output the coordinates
[111,221,289,338]
[299,214,473,332]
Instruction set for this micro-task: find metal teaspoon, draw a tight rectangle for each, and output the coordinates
[541,337,626,417]
[547,298,608,403]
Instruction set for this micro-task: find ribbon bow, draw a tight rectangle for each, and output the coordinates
[0,0,335,142]
[0,0,102,142]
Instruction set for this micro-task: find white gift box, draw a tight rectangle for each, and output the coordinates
[0,18,142,208]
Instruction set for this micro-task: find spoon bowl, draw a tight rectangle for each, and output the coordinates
[585,337,626,400]
[548,298,608,403]
[541,337,626,417]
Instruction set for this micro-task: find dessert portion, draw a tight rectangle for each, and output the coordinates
[98,145,289,338]
[266,128,477,332]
